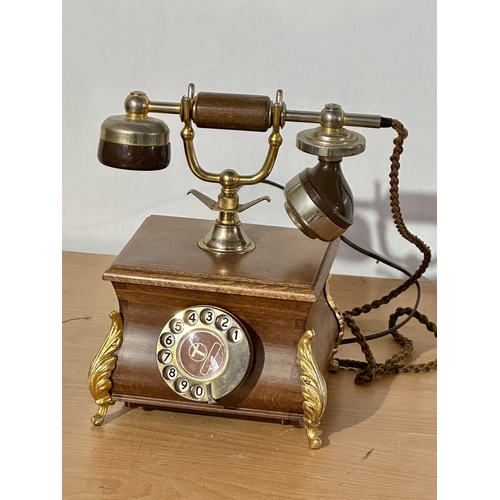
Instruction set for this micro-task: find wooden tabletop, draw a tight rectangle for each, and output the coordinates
[62,250,437,499]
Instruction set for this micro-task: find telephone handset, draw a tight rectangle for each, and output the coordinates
[97,83,392,252]
[88,83,434,450]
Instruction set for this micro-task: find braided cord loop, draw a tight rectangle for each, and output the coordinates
[333,120,437,384]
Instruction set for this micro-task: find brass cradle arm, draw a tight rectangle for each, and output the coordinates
[180,88,284,191]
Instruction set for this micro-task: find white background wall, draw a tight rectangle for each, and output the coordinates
[62,0,437,280]
[5,3,495,494]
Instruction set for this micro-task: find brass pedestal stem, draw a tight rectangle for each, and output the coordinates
[181,85,284,254]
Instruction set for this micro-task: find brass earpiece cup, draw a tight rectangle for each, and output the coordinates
[97,140,171,171]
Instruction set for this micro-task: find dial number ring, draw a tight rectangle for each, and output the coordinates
[156,305,252,403]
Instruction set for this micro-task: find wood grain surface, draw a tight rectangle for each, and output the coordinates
[103,215,340,420]
[104,215,339,301]
[63,250,437,500]
[192,92,272,131]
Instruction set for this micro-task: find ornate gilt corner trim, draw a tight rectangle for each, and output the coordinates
[325,274,345,369]
[296,329,327,449]
[88,311,123,426]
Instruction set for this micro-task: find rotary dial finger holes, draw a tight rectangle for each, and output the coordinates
[156,305,252,403]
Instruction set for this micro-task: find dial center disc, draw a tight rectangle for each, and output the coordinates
[179,330,227,378]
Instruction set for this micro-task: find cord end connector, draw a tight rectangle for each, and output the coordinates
[380,116,393,128]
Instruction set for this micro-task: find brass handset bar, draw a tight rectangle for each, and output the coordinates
[284,110,387,129]
[147,101,182,114]
[146,100,387,129]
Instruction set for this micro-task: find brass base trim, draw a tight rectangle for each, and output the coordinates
[88,311,123,426]
[296,329,327,449]
[325,274,345,369]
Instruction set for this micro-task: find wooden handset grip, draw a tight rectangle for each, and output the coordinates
[192,92,272,132]
[181,90,283,188]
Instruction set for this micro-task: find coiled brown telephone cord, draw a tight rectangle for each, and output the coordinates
[331,120,437,384]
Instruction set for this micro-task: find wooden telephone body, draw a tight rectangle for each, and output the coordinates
[89,215,342,448]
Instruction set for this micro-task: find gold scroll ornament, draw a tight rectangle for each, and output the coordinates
[88,311,123,425]
[296,329,327,449]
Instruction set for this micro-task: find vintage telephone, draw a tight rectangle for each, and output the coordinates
[88,83,428,449]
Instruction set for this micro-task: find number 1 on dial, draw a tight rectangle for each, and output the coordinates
[228,327,242,343]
